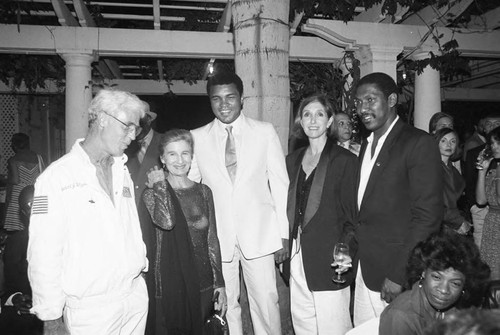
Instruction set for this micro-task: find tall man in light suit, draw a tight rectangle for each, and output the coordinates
[189,72,289,335]
[354,72,443,326]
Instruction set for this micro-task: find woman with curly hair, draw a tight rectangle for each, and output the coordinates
[379,230,490,335]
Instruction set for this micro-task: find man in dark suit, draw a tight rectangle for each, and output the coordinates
[354,72,443,326]
[127,106,161,206]
[126,105,162,335]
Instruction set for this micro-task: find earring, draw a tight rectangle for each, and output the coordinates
[418,276,424,288]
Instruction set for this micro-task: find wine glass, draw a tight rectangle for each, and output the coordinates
[332,243,350,284]
[476,146,493,170]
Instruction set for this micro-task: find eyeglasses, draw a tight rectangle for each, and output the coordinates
[103,111,141,136]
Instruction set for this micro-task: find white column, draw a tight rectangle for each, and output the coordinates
[356,45,402,81]
[413,51,441,132]
[61,52,94,152]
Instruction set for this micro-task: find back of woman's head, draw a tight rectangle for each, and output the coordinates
[406,230,490,308]
[11,133,30,151]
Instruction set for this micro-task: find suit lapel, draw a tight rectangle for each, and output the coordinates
[302,140,332,229]
[360,120,405,209]
[286,148,306,230]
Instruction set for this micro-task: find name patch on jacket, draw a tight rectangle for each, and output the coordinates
[123,186,132,198]
[31,196,48,215]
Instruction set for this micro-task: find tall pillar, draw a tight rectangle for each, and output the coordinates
[356,45,402,81]
[413,51,441,132]
[61,52,94,152]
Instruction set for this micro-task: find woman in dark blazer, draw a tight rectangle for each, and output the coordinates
[286,94,358,335]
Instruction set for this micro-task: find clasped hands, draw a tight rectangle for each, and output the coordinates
[331,255,353,274]
[12,293,33,315]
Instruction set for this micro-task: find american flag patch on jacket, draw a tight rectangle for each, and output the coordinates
[32,196,48,215]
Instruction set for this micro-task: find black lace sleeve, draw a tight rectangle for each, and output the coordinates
[201,184,225,289]
[142,180,175,231]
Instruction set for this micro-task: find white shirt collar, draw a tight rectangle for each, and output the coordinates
[215,113,243,135]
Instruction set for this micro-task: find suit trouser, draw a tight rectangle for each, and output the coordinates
[64,276,148,335]
[471,204,488,248]
[290,240,352,335]
[222,244,281,335]
[353,262,387,327]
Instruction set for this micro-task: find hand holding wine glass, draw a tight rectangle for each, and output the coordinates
[476,146,494,170]
[331,243,351,284]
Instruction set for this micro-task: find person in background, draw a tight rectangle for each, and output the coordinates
[428,112,454,135]
[3,133,44,232]
[425,308,500,335]
[189,71,289,335]
[464,113,500,248]
[463,116,486,162]
[379,230,490,335]
[332,112,361,156]
[28,89,149,334]
[125,104,161,335]
[143,129,227,334]
[285,94,357,334]
[354,72,443,326]
[428,112,462,174]
[475,125,500,281]
[433,128,471,235]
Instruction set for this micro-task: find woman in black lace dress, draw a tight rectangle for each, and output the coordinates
[143,129,226,334]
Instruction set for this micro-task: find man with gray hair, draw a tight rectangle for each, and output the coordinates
[28,89,149,334]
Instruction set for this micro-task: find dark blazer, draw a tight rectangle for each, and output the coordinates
[285,139,358,291]
[357,119,443,291]
[127,130,162,206]
[126,130,161,335]
[2,230,31,304]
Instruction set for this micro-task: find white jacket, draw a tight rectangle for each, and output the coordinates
[28,140,147,320]
[189,114,289,261]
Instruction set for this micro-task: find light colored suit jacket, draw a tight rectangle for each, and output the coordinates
[189,114,289,261]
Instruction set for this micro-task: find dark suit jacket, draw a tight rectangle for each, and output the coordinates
[126,131,161,335]
[127,131,162,206]
[285,139,358,291]
[357,119,443,291]
[2,229,31,303]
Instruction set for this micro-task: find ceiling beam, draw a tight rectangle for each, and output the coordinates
[302,19,500,58]
[50,0,79,26]
[442,87,500,101]
[0,24,344,62]
[71,0,123,79]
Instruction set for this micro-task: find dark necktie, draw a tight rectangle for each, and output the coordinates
[225,126,237,183]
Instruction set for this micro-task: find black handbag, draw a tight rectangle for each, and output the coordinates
[204,311,229,335]
[204,291,229,335]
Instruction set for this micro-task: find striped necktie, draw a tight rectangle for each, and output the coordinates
[225,126,237,182]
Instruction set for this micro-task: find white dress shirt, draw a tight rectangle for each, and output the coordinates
[357,116,399,208]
